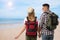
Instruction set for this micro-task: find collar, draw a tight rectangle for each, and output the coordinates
[43,10,52,14]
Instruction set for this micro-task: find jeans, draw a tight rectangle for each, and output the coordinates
[42,34,54,40]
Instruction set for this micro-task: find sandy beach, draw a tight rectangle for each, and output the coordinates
[0,22,60,40]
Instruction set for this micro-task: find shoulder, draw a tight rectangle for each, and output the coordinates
[24,17,27,21]
[53,12,59,18]
[24,17,28,23]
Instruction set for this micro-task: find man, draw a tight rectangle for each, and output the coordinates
[39,3,59,40]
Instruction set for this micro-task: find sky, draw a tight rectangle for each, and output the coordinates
[0,0,60,19]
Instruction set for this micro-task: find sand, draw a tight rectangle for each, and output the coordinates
[0,22,60,40]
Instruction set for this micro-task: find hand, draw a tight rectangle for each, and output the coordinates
[38,33,41,38]
[15,36,19,39]
[39,33,41,38]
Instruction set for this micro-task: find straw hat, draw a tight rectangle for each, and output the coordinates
[27,7,34,13]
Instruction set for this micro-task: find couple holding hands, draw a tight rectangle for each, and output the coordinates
[15,3,59,40]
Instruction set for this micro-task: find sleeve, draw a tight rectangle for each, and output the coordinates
[24,18,27,24]
[39,13,46,28]
[45,13,48,26]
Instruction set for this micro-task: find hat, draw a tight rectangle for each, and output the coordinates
[27,7,34,13]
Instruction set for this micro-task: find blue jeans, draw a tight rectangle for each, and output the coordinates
[42,34,54,40]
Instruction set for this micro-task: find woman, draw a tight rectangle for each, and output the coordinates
[15,7,40,40]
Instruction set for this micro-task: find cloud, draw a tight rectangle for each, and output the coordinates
[0,0,60,18]
[14,0,60,7]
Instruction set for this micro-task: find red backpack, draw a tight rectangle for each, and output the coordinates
[25,17,38,36]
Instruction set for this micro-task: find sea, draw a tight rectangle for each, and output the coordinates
[0,18,24,24]
[0,18,24,29]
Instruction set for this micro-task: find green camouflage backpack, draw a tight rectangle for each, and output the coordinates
[44,12,59,31]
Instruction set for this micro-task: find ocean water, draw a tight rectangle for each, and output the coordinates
[0,19,24,24]
[0,19,24,29]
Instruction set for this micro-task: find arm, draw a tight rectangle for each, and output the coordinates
[39,13,48,29]
[38,13,45,37]
[37,21,41,38]
[37,26,41,38]
[39,13,45,31]
[15,25,26,39]
[38,27,41,38]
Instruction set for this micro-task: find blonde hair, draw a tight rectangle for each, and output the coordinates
[27,7,35,19]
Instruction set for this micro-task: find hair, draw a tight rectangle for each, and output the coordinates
[42,3,50,8]
[28,11,35,19]
[27,7,35,20]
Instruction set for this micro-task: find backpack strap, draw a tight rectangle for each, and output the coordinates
[26,17,37,22]
[34,17,37,22]
[26,17,37,29]
[34,17,37,28]
[27,17,29,22]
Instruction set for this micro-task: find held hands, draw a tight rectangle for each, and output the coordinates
[39,32,41,38]
[38,32,41,38]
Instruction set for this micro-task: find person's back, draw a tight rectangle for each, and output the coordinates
[40,11,54,35]
[15,7,39,40]
[24,7,39,40]
[39,3,59,40]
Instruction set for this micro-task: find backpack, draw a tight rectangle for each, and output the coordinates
[44,12,59,31]
[25,17,38,36]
